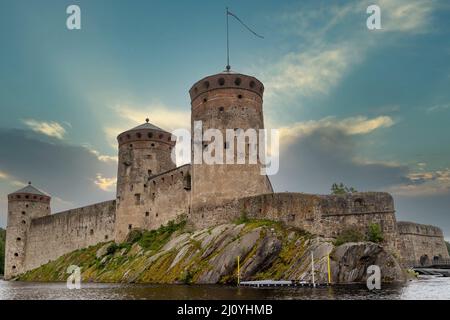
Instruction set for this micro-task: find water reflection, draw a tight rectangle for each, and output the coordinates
[0,276,449,300]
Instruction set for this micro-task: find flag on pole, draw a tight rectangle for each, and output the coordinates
[226,8,264,71]
[227,9,264,39]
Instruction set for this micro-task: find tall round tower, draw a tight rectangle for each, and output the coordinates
[189,71,273,224]
[114,119,176,241]
[4,183,51,279]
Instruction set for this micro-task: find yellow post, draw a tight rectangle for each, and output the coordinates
[327,254,332,284]
[237,256,240,285]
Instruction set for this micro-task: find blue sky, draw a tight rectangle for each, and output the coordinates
[1,0,450,238]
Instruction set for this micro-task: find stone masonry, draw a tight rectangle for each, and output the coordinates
[4,70,448,279]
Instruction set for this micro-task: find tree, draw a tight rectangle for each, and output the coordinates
[331,183,358,195]
[367,223,384,243]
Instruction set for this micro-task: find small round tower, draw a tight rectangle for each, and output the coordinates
[4,182,51,279]
[189,70,273,223]
[114,119,176,241]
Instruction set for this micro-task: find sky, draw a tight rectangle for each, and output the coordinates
[0,0,449,239]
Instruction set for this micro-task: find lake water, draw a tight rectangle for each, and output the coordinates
[0,276,449,300]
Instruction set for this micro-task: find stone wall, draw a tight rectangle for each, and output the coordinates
[115,164,191,241]
[189,192,398,251]
[190,72,273,218]
[4,197,51,279]
[397,221,450,264]
[23,200,116,272]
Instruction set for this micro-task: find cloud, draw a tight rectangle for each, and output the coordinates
[426,104,450,113]
[0,128,117,226]
[278,115,394,147]
[104,103,191,148]
[263,46,358,100]
[82,144,118,163]
[258,0,441,112]
[378,0,437,34]
[22,119,67,139]
[388,169,450,197]
[93,174,116,192]
[0,169,25,187]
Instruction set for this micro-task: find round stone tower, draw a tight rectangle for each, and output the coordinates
[4,182,51,279]
[114,119,176,241]
[189,70,273,225]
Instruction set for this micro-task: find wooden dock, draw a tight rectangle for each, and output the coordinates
[239,280,329,288]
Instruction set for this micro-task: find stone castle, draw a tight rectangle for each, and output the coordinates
[4,71,449,280]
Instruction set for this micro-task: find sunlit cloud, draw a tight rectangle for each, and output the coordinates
[258,0,441,112]
[22,119,67,140]
[104,103,191,148]
[0,170,25,187]
[388,169,450,197]
[279,115,394,147]
[93,174,116,192]
[81,144,118,163]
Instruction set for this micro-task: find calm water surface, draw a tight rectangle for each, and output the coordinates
[0,276,449,300]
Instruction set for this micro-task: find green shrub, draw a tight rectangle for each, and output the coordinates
[125,229,143,244]
[180,269,193,284]
[334,229,365,246]
[367,223,384,243]
[235,210,249,225]
[138,220,186,251]
[106,243,119,255]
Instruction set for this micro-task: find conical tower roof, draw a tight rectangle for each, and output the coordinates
[9,182,49,197]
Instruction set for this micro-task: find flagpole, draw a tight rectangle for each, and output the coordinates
[226,7,230,71]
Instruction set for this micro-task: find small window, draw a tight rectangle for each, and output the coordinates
[129,144,133,148]
[12,265,16,270]
[21,211,26,215]
[14,253,19,257]
[148,132,153,138]
[238,94,243,99]
[219,106,224,112]
[21,220,26,224]
[105,235,109,240]
[203,81,210,89]
[145,212,150,217]
[16,237,21,241]
[148,170,152,175]
[249,81,255,88]
[90,229,94,235]
[151,143,155,147]
[134,193,141,205]
[126,134,131,139]
[156,213,159,217]
[25,204,29,208]
[218,78,225,86]
[159,134,163,139]
[203,98,207,103]
[235,78,241,85]
[128,224,132,230]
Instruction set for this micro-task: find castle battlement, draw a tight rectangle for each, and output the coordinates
[4,70,448,280]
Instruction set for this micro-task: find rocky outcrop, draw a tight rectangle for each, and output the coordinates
[18,221,406,284]
[330,242,406,283]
